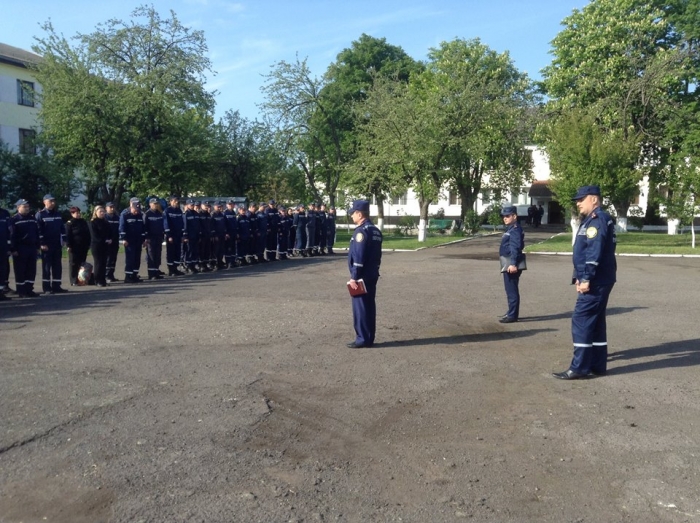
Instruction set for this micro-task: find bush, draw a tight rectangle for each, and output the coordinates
[463,210,481,235]
[394,213,417,236]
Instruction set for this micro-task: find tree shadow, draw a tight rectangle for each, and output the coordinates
[375,328,557,348]
[608,338,700,375]
[517,306,647,323]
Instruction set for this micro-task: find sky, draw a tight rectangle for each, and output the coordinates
[1,0,590,121]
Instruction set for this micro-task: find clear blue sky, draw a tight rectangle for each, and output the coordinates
[2,0,589,121]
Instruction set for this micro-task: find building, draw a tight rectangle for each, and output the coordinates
[0,42,42,153]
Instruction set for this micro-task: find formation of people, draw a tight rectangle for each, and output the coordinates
[0,194,338,297]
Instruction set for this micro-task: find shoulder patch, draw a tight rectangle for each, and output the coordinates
[586,227,598,239]
[355,232,364,243]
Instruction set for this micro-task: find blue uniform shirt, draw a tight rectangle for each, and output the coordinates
[211,211,227,236]
[573,206,617,285]
[143,209,165,240]
[499,223,524,267]
[10,212,40,250]
[119,209,146,242]
[105,210,120,241]
[164,206,184,239]
[348,219,382,281]
[183,209,200,239]
[237,213,250,239]
[36,208,66,247]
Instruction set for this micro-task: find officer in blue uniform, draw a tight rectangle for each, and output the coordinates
[293,203,307,256]
[143,198,165,280]
[264,200,279,261]
[498,205,524,323]
[182,199,201,273]
[210,201,228,269]
[247,203,259,263]
[276,205,289,259]
[104,202,121,282]
[163,195,185,276]
[198,201,213,271]
[326,207,337,254]
[236,205,251,264]
[36,194,68,294]
[305,203,316,256]
[553,185,617,380]
[347,200,383,348]
[223,200,239,268]
[10,199,41,297]
[0,203,11,299]
[119,198,146,283]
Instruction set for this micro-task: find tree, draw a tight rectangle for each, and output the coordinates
[32,5,216,207]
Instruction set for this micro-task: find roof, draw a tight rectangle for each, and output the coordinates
[528,180,553,198]
[0,42,42,68]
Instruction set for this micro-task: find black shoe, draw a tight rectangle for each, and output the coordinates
[346,341,372,349]
[106,277,119,283]
[0,293,11,300]
[43,290,54,295]
[499,316,518,323]
[552,369,588,380]
[589,370,607,377]
[173,270,185,276]
[149,275,164,280]
[96,283,107,287]
[54,287,69,293]
[25,291,40,298]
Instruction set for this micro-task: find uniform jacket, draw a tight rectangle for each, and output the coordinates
[143,209,165,240]
[499,223,524,267]
[223,209,238,238]
[198,210,212,238]
[573,206,617,285]
[264,207,279,230]
[0,207,10,252]
[237,213,250,239]
[89,218,111,248]
[66,218,92,250]
[105,211,121,242]
[119,210,146,242]
[211,211,227,237]
[163,206,185,239]
[183,209,200,239]
[247,211,258,237]
[10,212,40,250]
[36,208,66,248]
[348,219,382,282]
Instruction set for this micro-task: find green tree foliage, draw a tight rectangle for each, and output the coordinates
[32,5,216,208]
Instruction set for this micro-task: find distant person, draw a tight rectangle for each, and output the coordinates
[527,204,536,226]
[0,202,11,299]
[89,205,112,287]
[119,198,146,283]
[10,199,40,298]
[553,185,616,380]
[347,200,383,348]
[163,195,185,276]
[36,194,68,294]
[498,206,524,324]
[104,202,121,282]
[326,206,337,254]
[65,207,92,286]
[143,198,165,279]
[535,204,544,228]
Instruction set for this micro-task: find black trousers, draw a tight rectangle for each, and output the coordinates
[146,238,162,277]
[0,252,10,287]
[91,243,107,285]
[68,246,89,284]
[106,241,119,278]
[12,246,37,294]
[41,246,63,291]
[166,236,182,269]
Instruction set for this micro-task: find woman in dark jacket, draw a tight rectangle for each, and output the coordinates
[89,205,112,287]
[65,206,92,285]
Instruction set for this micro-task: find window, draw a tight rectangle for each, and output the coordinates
[17,80,35,107]
[19,129,37,154]
[481,190,493,203]
[510,187,528,205]
[449,191,461,206]
[391,192,407,205]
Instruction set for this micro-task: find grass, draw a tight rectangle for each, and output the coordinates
[334,230,471,250]
[525,231,700,255]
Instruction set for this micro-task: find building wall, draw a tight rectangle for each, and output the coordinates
[0,61,41,151]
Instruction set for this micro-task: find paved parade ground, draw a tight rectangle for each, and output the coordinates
[1,231,699,523]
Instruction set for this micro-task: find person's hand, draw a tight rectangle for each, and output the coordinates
[67,247,72,252]
[123,240,129,247]
[106,240,112,245]
[168,237,173,243]
[577,281,590,293]
[349,279,359,290]
[507,265,517,274]
[40,244,48,251]
[183,238,188,243]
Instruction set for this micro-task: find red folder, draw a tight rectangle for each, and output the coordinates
[347,279,367,296]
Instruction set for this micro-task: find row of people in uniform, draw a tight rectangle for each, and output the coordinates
[0,194,339,298]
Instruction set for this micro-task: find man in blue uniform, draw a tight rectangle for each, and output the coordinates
[347,200,383,349]
[223,200,239,268]
[498,205,525,323]
[0,203,11,299]
[210,201,227,269]
[264,199,279,261]
[305,203,316,256]
[163,195,185,276]
[143,198,165,280]
[10,199,41,297]
[104,202,121,282]
[182,199,201,273]
[247,203,259,263]
[119,198,147,283]
[553,185,617,380]
[326,206,337,254]
[36,194,68,294]
[236,205,251,264]
[293,203,307,257]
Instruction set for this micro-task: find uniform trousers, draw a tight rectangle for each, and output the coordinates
[146,238,162,277]
[502,270,521,320]
[212,235,225,266]
[570,283,614,374]
[1,252,11,287]
[305,226,316,250]
[124,242,143,277]
[166,236,182,270]
[106,241,119,279]
[295,229,306,251]
[352,278,378,346]
[12,246,37,294]
[41,246,63,291]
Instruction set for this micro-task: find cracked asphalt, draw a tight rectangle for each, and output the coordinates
[1,230,699,523]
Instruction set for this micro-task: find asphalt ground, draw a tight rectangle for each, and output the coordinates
[1,231,699,522]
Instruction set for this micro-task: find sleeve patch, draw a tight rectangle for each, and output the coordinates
[355,232,364,242]
[585,227,598,239]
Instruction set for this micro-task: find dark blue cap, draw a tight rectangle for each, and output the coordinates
[42,194,55,201]
[15,198,29,206]
[500,205,517,216]
[572,185,601,201]
[169,195,179,201]
[105,202,114,207]
[186,199,194,204]
[269,199,276,205]
[227,199,235,204]
[349,200,370,214]
[148,198,157,204]
[129,197,140,204]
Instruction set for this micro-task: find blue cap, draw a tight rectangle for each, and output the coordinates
[349,200,370,214]
[15,198,29,206]
[269,199,276,205]
[500,205,517,216]
[185,199,194,204]
[169,195,179,201]
[42,194,55,201]
[148,198,157,204]
[572,185,601,201]
[227,199,235,204]
[129,197,140,205]
[105,202,114,207]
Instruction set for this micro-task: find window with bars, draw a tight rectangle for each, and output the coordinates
[17,80,35,107]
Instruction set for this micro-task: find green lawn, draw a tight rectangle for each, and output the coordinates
[525,231,700,255]
[334,230,469,250]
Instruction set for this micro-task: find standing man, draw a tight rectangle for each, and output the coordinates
[163,195,185,276]
[293,203,307,257]
[36,194,67,294]
[182,199,201,274]
[10,199,40,298]
[210,202,227,270]
[65,206,91,286]
[305,203,316,256]
[236,205,251,264]
[223,200,239,268]
[119,198,146,283]
[265,199,279,261]
[104,202,121,282]
[553,185,617,380]
[498,206,524,324]
[326,206,337,254]
[143,198,165,280]
[317,203,327,254]
[247,203,259,263]
[0,202,11,298]
[347,200,383,349]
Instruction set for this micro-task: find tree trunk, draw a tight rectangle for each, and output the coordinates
[417,198,430,242]
[614,202,630,232]
[570,211,581,246]
[376,199,385,231]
